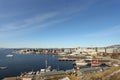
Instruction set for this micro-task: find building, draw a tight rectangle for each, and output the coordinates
[117,48,120,53]
[64,48,70,53]
[106,48,114,53]
[70,48,76,52]
[97,48,106,53]
[55,49,63,53]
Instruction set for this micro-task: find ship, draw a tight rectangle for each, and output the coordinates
[6,54,13,57]
[91,61,99,67]
[74,59,88,66]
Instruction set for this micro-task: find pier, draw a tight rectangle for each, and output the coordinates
[58,56,113,67]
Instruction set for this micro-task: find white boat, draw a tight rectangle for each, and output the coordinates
[40,60,51,73]
[74,60,88,66]
[6,54,13,57]
[0,66,7,70]
[40,69,45,73]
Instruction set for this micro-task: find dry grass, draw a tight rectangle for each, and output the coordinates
[45,74,81,80]
[45,75,67,80]
[90,66,120,80]
[109,72,120,80]
[68,74,80,80]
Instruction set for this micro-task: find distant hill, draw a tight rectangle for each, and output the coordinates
[107,45,120,48]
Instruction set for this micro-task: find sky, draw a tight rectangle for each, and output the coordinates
[0,0,120,48]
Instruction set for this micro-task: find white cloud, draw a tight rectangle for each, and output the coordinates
[0,14,70,39]
[0,0,97,39]
[0,11,76,37]
[0,12,59,32]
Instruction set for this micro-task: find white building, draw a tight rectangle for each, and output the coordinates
[106,48,114,53]
[76,47,96,52]
[97,48,105,53]
[117,48,120,53]
[75,47,97,55]
[64,49,70,53]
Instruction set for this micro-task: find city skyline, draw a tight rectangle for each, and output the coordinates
[0,0,120,48]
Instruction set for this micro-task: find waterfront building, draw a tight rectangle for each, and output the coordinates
[117,48,120,53]
[113,48,118,53]
[43,49,48,53]
[87,47,96,52]
[52,49,55,53]
[70,48,76,53]
[106,48,114,53]
[64,48,70,53]
[55,49,63,54]
[73,47,98,55]
[77,47,96,52]
[75,47,82,54]
[97,47,106,53]
[79,47,88,52]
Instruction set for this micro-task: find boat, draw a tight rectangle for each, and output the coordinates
[40,60,51,73]
[91,61,99,67]
[6,54,13,57]
[0,66,7,70]
[74,59,88,66]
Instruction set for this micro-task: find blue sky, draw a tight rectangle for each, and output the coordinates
[0,0,120,48]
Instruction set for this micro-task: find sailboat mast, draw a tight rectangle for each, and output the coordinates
[45,60,47,69]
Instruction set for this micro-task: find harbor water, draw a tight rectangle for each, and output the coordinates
[0,49,74,79]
